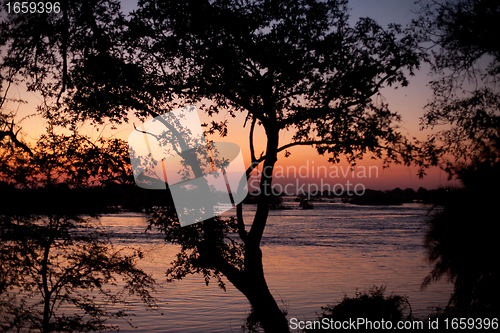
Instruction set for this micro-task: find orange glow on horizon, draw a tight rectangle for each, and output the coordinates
[6,68,454,192]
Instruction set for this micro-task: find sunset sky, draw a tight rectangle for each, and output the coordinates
[6,0,457,191]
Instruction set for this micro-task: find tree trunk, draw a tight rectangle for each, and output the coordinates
[240,245,290,333]
[199,236,290,332]
[237,123,289,332]
[200,119,289,332]
[41,234,53,333]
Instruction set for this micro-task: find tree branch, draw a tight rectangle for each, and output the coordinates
[236,203,247,243]
[249,116,257,163]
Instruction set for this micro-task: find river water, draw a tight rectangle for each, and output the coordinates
[98,199,452,332]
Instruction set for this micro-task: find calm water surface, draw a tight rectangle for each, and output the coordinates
[98,200,452,332]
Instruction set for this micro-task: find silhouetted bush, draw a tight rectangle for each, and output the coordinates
[306,286,411,332]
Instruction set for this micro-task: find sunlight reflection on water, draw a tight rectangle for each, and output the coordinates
[97,201,452,332]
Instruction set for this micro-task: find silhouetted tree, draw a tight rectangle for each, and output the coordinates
[415,0,500,316]
[1,1,429,331]
[415,0,500,172]
[0,216,156,333]
[0,133,156,333]
[134,2,427,331]
[417,186,428,201]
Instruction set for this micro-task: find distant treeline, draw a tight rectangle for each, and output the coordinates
[243,187,451,206]
[0,182,174,215]
[345,187,449,205]
[0,182,451,216]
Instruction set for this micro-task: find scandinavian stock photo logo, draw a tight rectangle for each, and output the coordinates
[128,105,248,227]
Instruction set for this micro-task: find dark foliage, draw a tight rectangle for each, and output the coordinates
[415,0,500,172]
[0,216,156,333]
[0,131,157,333]
[422,162,500,316]
[306,286,411,332]
[414,0,500,317]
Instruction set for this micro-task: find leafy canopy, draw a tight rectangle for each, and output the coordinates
[415,0,500,170]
